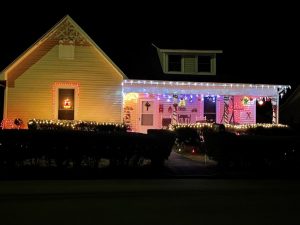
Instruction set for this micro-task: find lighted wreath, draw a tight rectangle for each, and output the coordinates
[242,96,250,105]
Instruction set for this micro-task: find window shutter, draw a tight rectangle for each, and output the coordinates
[183,56,196,73]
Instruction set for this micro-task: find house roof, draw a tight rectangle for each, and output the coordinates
[0,15,293,87]
[1,15,127,79]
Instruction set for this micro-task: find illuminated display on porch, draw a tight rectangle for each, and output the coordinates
[122,80,290,132]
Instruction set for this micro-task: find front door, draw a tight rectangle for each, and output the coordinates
[139,99,157,133]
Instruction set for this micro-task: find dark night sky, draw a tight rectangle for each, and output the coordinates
[0,2,298,87]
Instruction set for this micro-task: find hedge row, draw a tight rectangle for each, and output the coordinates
[203,130,300,170]
[27,119,127,132]
[0,129,175,169]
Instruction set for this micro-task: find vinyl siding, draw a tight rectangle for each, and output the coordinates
[5,44,123,126]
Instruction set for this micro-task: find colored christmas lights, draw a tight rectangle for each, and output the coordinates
[122,79,290,97]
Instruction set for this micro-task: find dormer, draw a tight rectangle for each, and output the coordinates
[156,47,222,76]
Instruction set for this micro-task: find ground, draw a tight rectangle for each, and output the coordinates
[1,151,300,224]
[0,179,300,225]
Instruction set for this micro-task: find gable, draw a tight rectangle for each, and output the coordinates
[2,15,126,87]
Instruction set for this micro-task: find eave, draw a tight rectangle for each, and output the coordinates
[122,79,290,97]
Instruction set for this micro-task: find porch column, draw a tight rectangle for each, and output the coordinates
[271,97,278,124]
[221,95,230,124]
[171,94,178,125]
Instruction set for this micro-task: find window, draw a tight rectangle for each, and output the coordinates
[168,55,182,72]
[198,55,211,72]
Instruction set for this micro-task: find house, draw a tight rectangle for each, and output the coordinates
[0,15,290,132]
[0,15,126,128]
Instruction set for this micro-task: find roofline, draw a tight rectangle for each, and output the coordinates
[123,79,290,94]
[159,49,223,54]
[1,15,127,79]
[66,16,127,79]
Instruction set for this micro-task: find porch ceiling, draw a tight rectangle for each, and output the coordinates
[122,79,290,97]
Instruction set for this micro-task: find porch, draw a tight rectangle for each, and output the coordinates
[122,79,290,133]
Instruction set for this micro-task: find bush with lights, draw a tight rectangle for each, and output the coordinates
[0,123,175,171]
[27,119,128,132]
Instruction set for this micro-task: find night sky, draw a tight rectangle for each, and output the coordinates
[0,2,298,87]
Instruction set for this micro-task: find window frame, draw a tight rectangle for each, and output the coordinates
[164,53,216,75]
[167,54,183,73]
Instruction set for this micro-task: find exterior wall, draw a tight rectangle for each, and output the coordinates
[4,45,123,126]
[125,93,257,132]
[217,96,256,124]
[160,95,204,124]
[124,93,206,132]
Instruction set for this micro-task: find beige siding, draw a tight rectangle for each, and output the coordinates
[5,45,123,126]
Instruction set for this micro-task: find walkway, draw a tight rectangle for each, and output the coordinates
[165,151,218,177]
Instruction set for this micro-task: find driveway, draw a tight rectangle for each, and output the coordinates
[165,151,218,177]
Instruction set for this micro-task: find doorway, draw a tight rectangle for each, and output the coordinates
[138,99,157,133]
[204,96,216,123]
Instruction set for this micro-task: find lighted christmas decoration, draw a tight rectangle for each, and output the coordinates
[258,98,264,106]
[52,82,79,119]
[271,97,278,124]
[122,80,290,97]
[221,96,230,124]
[123,106,133,130]
[27,119,126,131]
[242,96,250,105]
[172,94,179,124]
[170,122,288,132]
[178,97,186,107]
[63,98,72,109]
[124,92,138,102]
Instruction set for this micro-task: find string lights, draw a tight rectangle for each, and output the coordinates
[171,123,289,131]
[28,119,126,130]
[122,79,290,96]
